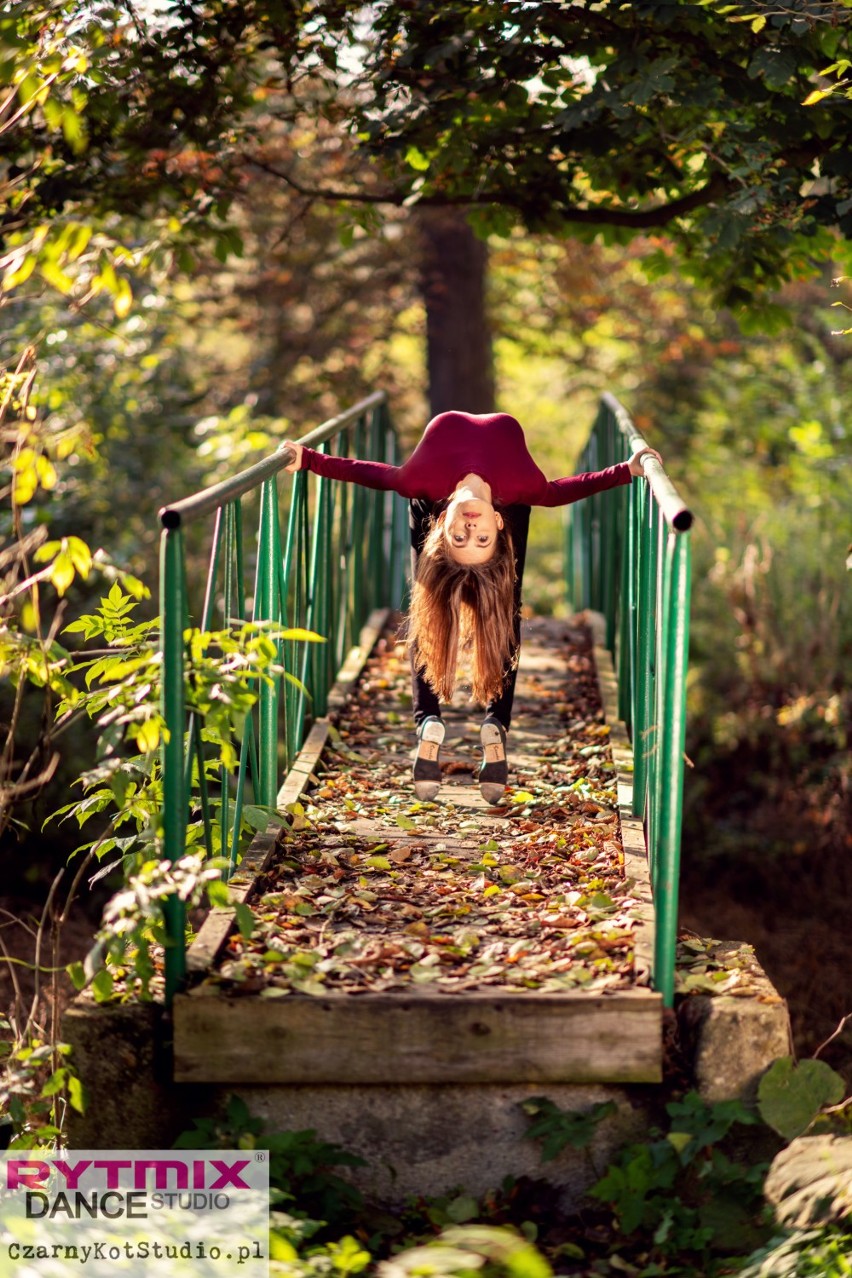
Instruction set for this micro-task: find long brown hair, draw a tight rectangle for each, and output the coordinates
[408,515,517,705]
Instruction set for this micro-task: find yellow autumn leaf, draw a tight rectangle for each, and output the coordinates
[12,457,39,505]
[36,454,58,490]
[113,276,133,319]
[49,551,75,597]
[136,718,161,753]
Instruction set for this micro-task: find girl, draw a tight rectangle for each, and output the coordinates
[283,410,659,804]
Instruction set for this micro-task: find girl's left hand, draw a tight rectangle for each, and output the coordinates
[282,440,304,472]
[628,445,662,476]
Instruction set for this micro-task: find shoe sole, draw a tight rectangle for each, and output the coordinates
[413,720,444,801]
[479,720,508,804]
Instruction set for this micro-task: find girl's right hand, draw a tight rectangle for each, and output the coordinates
[282,440,304,472]
[627,445,662,476]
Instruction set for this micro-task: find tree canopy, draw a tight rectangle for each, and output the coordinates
[3,1,852,312]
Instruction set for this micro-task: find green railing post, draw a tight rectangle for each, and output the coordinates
[654,531,692,1006]
[307,471,332,716]
[617,478,635,732]
[159,524,187,1002]
[282,470,308,765]
[256,476,282,810]
[633,482,658,824]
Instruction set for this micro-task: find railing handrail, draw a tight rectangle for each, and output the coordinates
[566,392,692,1008]
[600,391,693,532]
[158,390,388,528]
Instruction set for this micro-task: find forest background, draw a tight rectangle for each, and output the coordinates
[1,0,851,1105]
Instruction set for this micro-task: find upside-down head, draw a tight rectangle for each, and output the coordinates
[408,515,517,705]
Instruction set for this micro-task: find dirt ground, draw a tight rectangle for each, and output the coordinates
[0,894,96,1036]
[680,866,852,1089]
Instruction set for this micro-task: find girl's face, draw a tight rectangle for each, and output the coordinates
[442,496,504,564]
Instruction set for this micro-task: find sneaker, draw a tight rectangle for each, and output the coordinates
[413,716,445,800]
[479,715,508,804]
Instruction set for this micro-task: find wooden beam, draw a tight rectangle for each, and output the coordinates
[592,643,656,986]
[185,609,391,976]
[173,987,663,1085]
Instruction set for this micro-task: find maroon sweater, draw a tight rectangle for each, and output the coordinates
[299,410,631,507]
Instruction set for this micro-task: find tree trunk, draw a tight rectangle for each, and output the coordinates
[419,210,495,416]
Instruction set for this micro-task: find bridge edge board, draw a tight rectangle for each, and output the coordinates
[590,641,656,988]
[185,607,392,976]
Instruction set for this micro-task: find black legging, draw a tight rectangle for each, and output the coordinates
[408,498,530,731]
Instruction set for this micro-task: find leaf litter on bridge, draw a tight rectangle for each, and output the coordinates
[210,618,648,999]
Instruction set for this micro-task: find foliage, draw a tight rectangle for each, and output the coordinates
[758,1057,847,1141]
[737,1226,852,1278]
[376,1225,552,1278]
[166,1081,852,1276]
[271,1222,373,1277]
[1,565,318,1009]
[588,1090,769,1259]
[0,1025,86,1149]
[520,1096,617,1163]
[175,1094,367,1237]
[65,851,232,1002]
[4,1,852,322]
[44,586,320,997]
[0,0,269,307]
[33,584,287,853]
[173,1098,557,1276]
[294,0,852,306]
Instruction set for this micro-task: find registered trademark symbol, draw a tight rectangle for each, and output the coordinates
[254,1152,266,1162]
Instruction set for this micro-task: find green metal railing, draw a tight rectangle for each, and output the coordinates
[566,392,693,1007]
[157,391,406,1002]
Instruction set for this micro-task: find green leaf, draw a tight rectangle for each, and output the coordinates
[242,805,273,832]
[3,251,37,289]
[757,1056,846,1140]
[61,104,88,153]
[40,258,75,295]
[67,1074,87,1114]
[41,1068,69,1097]
[233,901,255,940]
[404,146,430,172]
[499,865,523,884]
[134,717,160,753]
[445,1194,479,1224]
[206,878,230,908]
[281,626,325,643]
[91,968,114,1003]
[522,1097,617,1161]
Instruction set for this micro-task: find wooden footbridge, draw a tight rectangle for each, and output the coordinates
[64,393,714,1180]
[152,391,692,1089]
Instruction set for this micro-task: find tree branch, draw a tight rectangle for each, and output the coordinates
[245,154,735,229]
